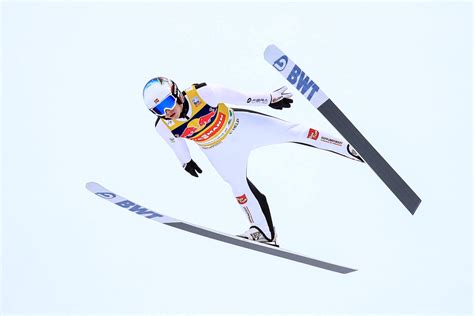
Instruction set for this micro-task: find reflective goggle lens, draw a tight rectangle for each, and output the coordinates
[150,94,177,116]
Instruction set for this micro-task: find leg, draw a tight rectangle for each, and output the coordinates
[284,123,364,162]
[230,177,275,240]
[233,109,363,162]
[202,145,275,240]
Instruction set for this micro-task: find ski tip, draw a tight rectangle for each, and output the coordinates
[264,43,277,52]
[264,44,281,61]
[85,181,98,191]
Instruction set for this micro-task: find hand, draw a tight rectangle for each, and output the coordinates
[269,86,293,110]
[183,159,202,177]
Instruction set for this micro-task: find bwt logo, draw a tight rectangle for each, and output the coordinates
[95,192,163,219]
[273,56,321,101]
[115,200,163,219]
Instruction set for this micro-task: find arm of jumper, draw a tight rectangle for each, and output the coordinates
[199,84,272,107]
[155,119,192,166]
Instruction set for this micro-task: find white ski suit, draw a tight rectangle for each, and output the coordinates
[154,83,362,240]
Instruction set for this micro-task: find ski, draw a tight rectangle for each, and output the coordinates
[264,44,421,214]
[86,182,357,274]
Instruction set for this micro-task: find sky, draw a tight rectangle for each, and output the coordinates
[1,1,472,315]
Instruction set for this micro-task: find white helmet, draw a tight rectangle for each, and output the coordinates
[142,77,183,116]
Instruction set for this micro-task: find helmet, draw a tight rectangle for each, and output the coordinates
[142,77,183,116]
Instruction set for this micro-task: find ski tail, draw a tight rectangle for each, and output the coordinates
[318,100,421,213]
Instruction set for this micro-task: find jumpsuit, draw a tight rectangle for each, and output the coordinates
[154,83,363,240]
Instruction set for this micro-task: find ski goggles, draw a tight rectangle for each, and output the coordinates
[149,94,177,116]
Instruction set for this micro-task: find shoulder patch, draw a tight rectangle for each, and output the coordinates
[193,82,207,89]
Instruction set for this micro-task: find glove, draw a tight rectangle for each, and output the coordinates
[183,159,202,177]
[269,86,293,110]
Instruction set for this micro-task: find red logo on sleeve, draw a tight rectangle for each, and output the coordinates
[307,128,320,140]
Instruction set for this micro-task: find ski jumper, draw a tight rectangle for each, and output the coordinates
[155,83,362,240]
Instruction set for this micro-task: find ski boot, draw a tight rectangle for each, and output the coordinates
[237,225,279,247]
